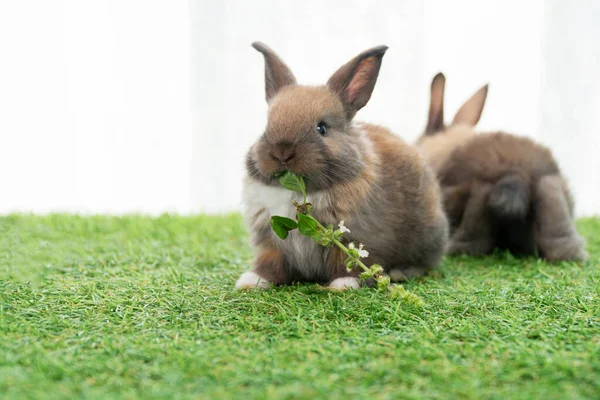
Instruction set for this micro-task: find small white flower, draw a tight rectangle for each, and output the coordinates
[358,243,369,258]
[348,242,355,250]
[338,220,351,234]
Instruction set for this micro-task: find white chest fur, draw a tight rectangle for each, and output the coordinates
[242,178,327,280]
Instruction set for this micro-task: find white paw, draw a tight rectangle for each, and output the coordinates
[235,271,271,290]
[328,277,360,291]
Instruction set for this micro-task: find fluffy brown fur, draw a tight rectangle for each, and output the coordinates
[237,43,448,290]
[417,73,587,261]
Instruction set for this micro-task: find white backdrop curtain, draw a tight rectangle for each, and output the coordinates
[0,1,598,215]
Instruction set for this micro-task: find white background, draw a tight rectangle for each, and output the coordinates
[0,1,598,216]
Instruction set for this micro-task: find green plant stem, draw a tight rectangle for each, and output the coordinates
[332,238,370,273]
[303,206,372,276]
[310,218,370,274]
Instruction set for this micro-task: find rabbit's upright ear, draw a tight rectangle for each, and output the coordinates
[327,45,388,119]
[452,84,489,127]
[252,42,297,102]
[425,73,446,134]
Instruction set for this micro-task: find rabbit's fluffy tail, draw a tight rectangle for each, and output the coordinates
[488,174,529,220]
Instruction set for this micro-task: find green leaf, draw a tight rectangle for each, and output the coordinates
[278,171,306,198]
[270,216,298,240]
[297,213,321,242]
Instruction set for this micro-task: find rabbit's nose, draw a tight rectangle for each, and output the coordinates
[271,142,296,164]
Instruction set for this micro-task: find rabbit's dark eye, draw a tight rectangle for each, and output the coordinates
[316,122,327,136]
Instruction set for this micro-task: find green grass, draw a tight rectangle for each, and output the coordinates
[1,214,599,399]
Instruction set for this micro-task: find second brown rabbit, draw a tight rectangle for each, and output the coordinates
[417,73,587,261]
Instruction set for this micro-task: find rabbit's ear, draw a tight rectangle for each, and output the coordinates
[425,72,446,134]
[252,42,297,102]
[327,45,388,119]
[452,84,488,126]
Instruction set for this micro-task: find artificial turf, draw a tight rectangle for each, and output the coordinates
[1,214,599,399]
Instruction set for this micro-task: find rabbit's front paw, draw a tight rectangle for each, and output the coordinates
[328,277,360,291]
[235,271,271,290]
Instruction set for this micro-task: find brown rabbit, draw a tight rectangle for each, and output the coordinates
[417,73,587,261]
[236,42,448,290]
